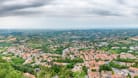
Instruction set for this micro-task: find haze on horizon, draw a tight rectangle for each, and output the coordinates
[0,0,138,29]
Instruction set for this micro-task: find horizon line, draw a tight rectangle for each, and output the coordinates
[1,28,138,30]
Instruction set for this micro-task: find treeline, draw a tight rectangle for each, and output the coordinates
[37,65,86,78]
[54,58,84,63]
[0,57,24,78]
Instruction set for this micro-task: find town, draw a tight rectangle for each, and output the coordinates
[0,29,138,78]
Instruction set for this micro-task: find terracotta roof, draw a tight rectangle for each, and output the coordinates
[23,73,36,78]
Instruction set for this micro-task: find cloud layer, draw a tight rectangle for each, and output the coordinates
[0,0,138,17]
[0,0,138,29]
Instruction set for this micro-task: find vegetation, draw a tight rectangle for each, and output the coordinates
[109,61,128,69]
[12,64,34,74]
[11,57,25,65]
[0,57,24,78]
[82,66,87,74]
[72,71,86,78]
[134,76,138,78]
[115,58,135,63]
[54,58,84,63]
[99,64,112,72]
[37,65,73,78]
[0,42,11,47]
[132,62,138,68]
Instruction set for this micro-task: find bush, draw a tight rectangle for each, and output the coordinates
[109,61,128,69]
[54,58,84,63]
[115,58,135,63]
[134,76,138,78]
[0,63,24,78]
[11,57,25,65]
[12,64,34,74]
[99,64,112,72]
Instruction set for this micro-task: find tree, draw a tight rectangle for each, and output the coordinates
[0,62,24,78]
[73,71,86,78]
[99,64,112,72]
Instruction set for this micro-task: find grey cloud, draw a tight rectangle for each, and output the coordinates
[116,0,125,4]
[0,0,138,17]
[0,10,41,17]
[43,0,137,17]
[0,0,51,16]
[93,10,122,16]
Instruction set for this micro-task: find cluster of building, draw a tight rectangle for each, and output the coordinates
[62,47,138,78]
[6,45,61,67]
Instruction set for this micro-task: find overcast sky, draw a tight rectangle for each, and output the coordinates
[0,0,138,29]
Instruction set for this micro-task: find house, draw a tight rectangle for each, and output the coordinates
[23,73,36,78]
[111,74,125,78]
[72,63,82,72]
[112,68,129,76]
[88,71,100,78]
[120,53,136,59]
[129,67,138,73]
[101,71,112,78]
